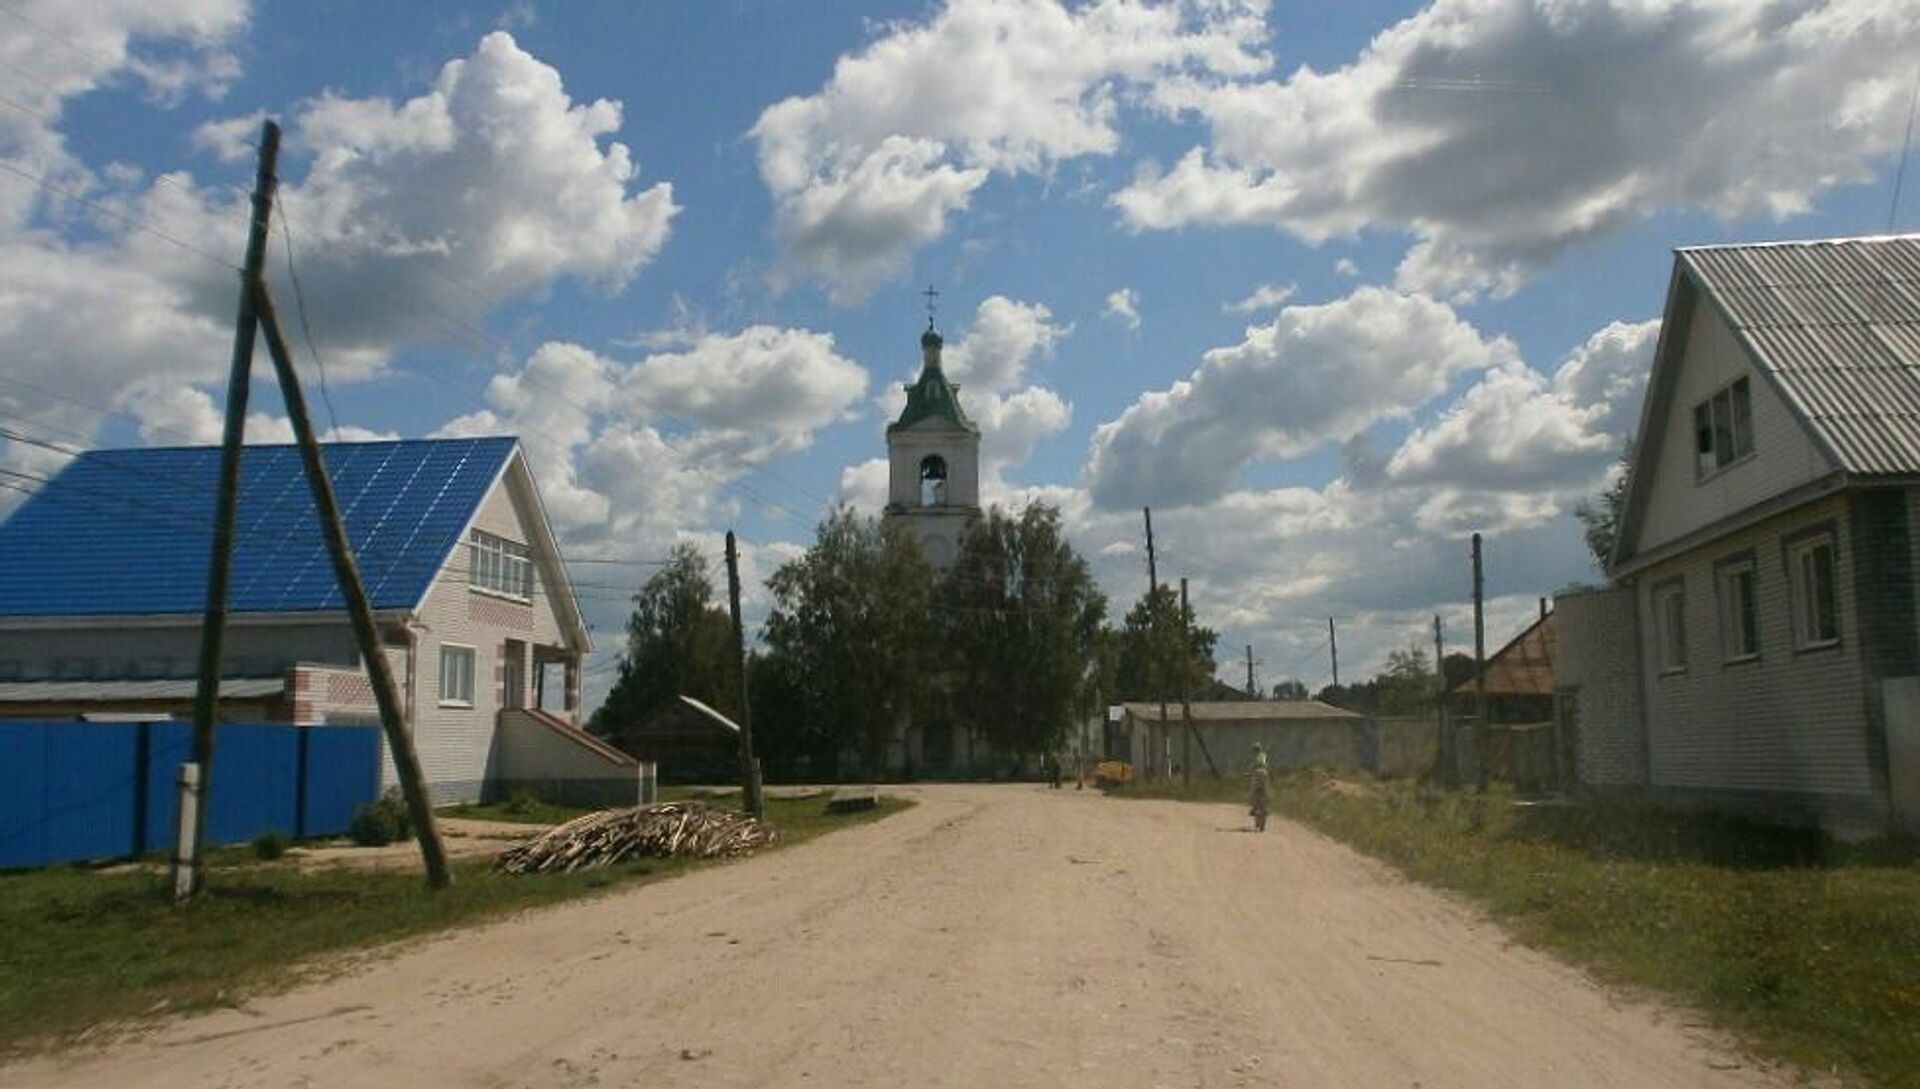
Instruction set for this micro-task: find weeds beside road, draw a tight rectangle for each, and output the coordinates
[0,793,909,1054]
[1120,773,1920,1088]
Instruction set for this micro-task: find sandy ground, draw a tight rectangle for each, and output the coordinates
[288,817,545,872]
[8,785,1799,1088]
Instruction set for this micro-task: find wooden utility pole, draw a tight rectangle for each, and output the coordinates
[724,531,763,818]
[1328,616,1340,689]
[1246,644,1257,698]
[1179,578,1218,778]
[1472,532,1489,791]
[1433,613,1450,787]
[253,279,451,888]
[1144,507,1170,779]
[1181,586,1192,785]
[182,121,280,897]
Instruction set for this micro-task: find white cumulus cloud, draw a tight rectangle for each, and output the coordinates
[1086,286,1515,508]
[751,0,1270,302]
[1114,0,1920,298]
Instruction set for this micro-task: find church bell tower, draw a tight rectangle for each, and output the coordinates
[883,309,981,569]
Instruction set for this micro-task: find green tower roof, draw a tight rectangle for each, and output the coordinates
[887,327,978,435]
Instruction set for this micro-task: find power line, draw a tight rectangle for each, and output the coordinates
[0,28,832,535]
[0,160,241,272]
[1890,68,1920,232]
[276,202,342,440]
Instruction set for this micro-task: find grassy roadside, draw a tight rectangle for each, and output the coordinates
[0,792,910,1055]
[1118,773,1920,1088]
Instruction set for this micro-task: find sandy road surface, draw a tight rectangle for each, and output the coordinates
[9,785,1793,1088]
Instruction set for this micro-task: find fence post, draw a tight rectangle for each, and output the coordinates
[171,763,200,904]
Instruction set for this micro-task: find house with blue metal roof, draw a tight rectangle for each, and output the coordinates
[0,436,636,805]
[1555,234,1920,836]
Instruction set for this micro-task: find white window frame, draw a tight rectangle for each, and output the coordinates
[439,643,476,708]
[1716,556,1759,663]
[1652,579,1688,674]
[1787,534,1840,651]
[468,529,534,602]
[1693,376,1755,479]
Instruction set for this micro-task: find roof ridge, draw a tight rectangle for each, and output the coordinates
[80,435,517,457]
[1677,232,1920,254]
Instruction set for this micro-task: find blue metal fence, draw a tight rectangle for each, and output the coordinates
[0,720,382,869]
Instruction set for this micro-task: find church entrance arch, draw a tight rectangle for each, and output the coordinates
[922,718,954,771]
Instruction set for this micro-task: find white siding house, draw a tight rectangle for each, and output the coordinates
[0,436,634,805]
[1563,235,1920,834]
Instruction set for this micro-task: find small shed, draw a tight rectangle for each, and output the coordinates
[1446,610,1557,724]
[1119,700,1364,779]
[610,700,740,785]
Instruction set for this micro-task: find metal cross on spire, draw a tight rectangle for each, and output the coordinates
[922,284,939,329]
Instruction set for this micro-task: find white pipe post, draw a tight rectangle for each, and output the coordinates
[171,763,201,904]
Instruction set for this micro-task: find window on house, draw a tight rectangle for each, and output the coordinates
[1693,376,1754,477]
[1653,581,1687,673]
[1717,558,1759,661]
[468,530,534,600]
[439,645,475,706]
[1789,536,1840,649]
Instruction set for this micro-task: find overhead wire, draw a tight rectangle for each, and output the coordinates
[0,13,833,536]
[276,200,342,440]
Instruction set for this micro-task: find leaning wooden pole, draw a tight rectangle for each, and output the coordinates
[253,279,451,889]
[182,120,280,898]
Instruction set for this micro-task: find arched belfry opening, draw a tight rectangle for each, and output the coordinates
[920,454,948,506]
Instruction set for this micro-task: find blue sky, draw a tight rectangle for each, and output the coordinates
[3,0,1918,705]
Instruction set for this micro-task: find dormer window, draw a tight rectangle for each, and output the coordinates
[469,529,533,601]
[1693,376,1753,478]
[920,454,948,506]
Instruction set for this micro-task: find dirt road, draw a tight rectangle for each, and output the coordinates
[9,786,1794,1088]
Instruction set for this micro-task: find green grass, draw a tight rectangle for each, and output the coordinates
[1118,773,1920,1087]
[0,792,910,1055]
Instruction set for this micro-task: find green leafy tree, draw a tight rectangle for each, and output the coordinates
[1270,679,1309,701]
[590,543,738,749]
[1110,584,1218,703]
[1576,444,1633,572]
[763,508,935,780]
[938,504,1106,762]
[1440,651,1478,691]
[1375,646,1437,715]
[747,649,838,782]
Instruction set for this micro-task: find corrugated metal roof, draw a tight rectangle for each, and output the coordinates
[1121,700,1360,721]
[0,677,285,702]
[1446,612,1556,697]
[1681,235,1920,475]
[0,437,517,618]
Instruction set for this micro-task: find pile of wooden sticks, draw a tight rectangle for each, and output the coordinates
[494,801,777,874]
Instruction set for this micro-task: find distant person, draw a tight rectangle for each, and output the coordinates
[1246,741,1271,832]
